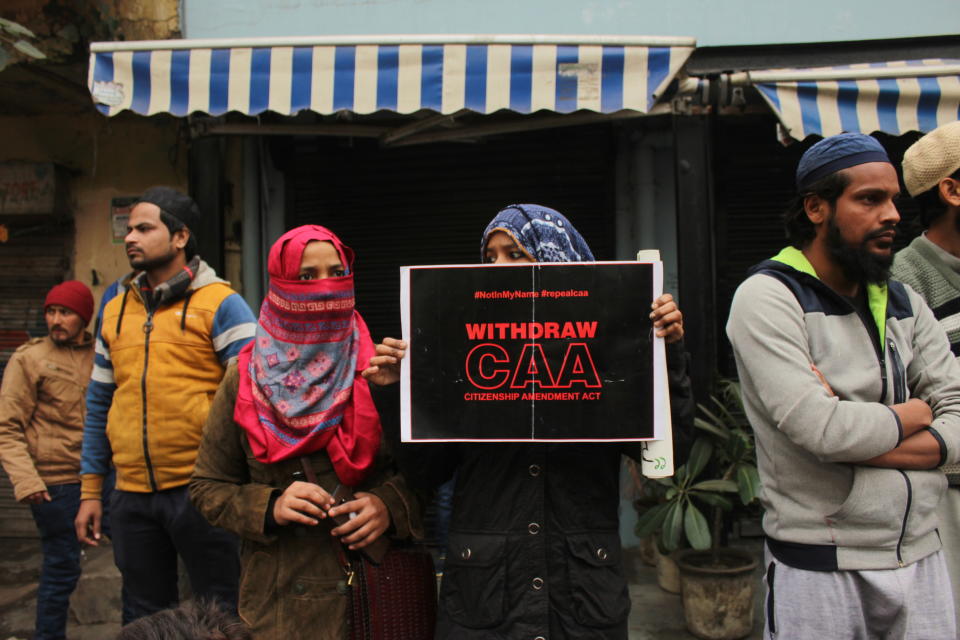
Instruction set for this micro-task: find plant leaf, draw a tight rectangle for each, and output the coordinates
[635,502,671,539]
[696,401,724,425]
[728,432,747,459]
[720,380,743,409]
[674,463,688,488]
[662,500,684,551]
[690,491,733,511]
[736,464,762,505]
[712,395,742,428]
[13,40,46,59]
[684,501,712,550]
[691,479,738,493]
[693,416,728,440]
[696,404,731,439]
[685,437,713,482]
[0,18,36,38]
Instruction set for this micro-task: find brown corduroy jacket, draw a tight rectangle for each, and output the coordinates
[0,334,93,501]
[189,363,424,640]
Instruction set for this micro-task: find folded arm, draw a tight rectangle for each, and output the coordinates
[727,275,901,462]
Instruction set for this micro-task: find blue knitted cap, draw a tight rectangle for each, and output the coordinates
[796,133,891,190]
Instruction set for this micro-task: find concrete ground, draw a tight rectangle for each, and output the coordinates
[0,538,122,640]
[0,536,765,640]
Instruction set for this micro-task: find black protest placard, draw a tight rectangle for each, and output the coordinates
[400,262,666,442]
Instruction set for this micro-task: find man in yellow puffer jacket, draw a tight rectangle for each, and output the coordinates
[74,187,256,624]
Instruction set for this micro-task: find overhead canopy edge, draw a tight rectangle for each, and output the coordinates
[91,34,697,53]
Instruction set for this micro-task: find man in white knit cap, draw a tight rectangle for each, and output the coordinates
[892,120,960,623]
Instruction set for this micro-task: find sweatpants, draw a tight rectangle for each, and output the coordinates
[937,487,960,631]
[763,545,956,640]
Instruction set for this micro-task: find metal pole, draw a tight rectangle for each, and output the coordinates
[241,138,262,311]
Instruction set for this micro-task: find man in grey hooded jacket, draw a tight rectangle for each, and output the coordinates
[727,133,960,639]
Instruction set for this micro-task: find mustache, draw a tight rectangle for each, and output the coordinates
[865,226,896,240]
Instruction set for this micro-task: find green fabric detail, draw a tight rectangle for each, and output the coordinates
[771,247,819,278]
[771,246,888,343]
[866,282,888,345]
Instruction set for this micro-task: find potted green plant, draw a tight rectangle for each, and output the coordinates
[635,379,761,640]
[628,461,664,568]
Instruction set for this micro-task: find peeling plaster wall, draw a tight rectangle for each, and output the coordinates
[0,0,181,69]
[109,0,181,41]
[0,113,187,312]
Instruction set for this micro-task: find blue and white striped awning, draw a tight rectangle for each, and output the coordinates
[732,59,960,140]
[87,35,695,118]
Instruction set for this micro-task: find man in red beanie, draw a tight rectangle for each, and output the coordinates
[0,279,110,640]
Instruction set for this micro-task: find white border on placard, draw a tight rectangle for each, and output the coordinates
[399,261,666,442]
[399,265,412,442]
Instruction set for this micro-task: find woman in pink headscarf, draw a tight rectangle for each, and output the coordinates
[189,226,422,640]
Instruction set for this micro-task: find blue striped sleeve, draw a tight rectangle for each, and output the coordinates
[81,280,123,477]
[211,293,257,364]
[92,279,120,340]
[81,377,115,476]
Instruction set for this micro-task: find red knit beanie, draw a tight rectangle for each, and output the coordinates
[45,281,94,326]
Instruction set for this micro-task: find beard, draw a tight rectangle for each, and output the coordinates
[49,326,82,346]
[128,245,178,271]
[824,216,894,285]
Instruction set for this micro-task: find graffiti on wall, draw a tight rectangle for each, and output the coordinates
[0,163,58,215]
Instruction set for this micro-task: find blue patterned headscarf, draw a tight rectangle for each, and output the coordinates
[481,204,595,264]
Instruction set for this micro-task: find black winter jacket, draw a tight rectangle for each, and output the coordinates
[401,342,694,640]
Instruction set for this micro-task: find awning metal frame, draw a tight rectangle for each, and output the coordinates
[91,34,696,53]
[729,63,960,85]
[190,108,662,147]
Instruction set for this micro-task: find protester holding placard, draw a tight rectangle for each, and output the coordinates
[189,225,423,640]
[364,204,693,640]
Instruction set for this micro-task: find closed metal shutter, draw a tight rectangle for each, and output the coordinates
[0,220,72,537]
[283,125,616,547]
[714,115,921,377]
[714,115,800,380]
[283,124,617,342]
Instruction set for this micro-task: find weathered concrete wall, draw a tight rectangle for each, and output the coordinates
[0,112,187,311]
[108,0,181,41]
[2,0,181,40]
[0,0,181,68]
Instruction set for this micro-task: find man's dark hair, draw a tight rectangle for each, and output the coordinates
[116,600,250,640]
[783,171,851,248]
[914,167,960,228]
[159,210,198,261]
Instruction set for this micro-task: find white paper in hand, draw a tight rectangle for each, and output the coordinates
[636,249,674,479]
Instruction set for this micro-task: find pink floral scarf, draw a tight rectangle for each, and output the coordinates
[234,225,381,485]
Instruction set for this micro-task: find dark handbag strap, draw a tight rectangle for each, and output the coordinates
[299,456,320,485]
[298,457,354,572]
